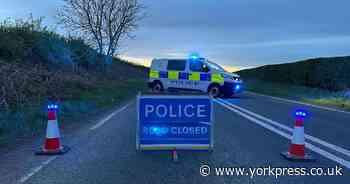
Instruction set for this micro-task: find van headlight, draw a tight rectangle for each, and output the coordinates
[232,77,240,81]
[235,84,241,91]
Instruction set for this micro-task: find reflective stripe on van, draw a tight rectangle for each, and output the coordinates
[168,71,179,79]
[211,73,224,83]
[189,72,200,81]
[149,71,224,84]
[149,70,159,78]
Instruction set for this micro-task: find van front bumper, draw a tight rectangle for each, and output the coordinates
[220,82,243,96]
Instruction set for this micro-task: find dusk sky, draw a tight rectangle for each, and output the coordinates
[1,0,350,71]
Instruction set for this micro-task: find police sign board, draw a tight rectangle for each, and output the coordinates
[137,94,213,151]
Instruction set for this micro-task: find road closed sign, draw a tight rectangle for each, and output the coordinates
[137,94,213,151]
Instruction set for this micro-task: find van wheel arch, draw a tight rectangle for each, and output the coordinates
[152,80,164,92]
[207,83,221,97]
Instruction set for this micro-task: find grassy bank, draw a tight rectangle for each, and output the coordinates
[0,79,147,146]
[237,56,350,91]
[0,17,148,146]
[244,79,350,111]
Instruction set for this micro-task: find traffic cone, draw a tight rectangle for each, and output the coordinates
[172,150,179,162]
[281,110,315,162]
[36,104,70,155]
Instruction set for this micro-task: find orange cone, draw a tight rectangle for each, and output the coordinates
[36,104,69,155]
[281,110,315,161]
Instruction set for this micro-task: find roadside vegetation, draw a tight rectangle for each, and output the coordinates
[242,79,350,112]
[237,56,350,111]
[0,17,147,145]
[238,56,350,91]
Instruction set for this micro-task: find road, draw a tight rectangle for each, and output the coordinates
[0,92,349,184]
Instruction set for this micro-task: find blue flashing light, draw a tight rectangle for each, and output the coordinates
[235,84,241,91]
[48,104,59,110]
[189,53,200,60]
[295,109,308,118]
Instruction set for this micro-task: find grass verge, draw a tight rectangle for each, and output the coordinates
[0,78,147,147]
[244,79,350,112]
[302,98,350,111]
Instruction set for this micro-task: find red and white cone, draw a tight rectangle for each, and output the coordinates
[281,115,315,161]
[36,105,69,155]
[172,150,179,162]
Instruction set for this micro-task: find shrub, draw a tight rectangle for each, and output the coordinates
[238,56,350,91]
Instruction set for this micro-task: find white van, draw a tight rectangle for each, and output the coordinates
[148,56,243,97]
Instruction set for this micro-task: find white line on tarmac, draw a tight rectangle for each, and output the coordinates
[19,101,133,183]
[246,91,350,115]
[218,98,350,158]
[19,156,58,183]
[214,99,350,169]
[90,102,132,130]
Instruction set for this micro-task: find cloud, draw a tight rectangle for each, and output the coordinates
[1,0,349,69]
[119,55,151,67]
[214,36,350,49]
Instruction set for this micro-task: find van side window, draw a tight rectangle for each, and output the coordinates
[167,60,186,71]
[190,61,210,72]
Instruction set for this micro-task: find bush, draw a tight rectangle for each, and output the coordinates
[0,16,108,72]
[0,61,96,110]
[238,56,350,91]
[0,17,45,60]
[0,15,148,144]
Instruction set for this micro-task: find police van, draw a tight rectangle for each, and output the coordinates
[148,56,243,97]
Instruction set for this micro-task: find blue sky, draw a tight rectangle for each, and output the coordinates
[1,0,350,70]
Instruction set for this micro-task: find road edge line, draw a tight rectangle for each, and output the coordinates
[19,156,58,183]
[218,98,350,158]
[246,91,350,115]
[18,100,134,183]
[214,99,350,169]
[90,101,133,131]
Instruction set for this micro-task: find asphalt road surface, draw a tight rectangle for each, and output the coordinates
[1,92,349,184]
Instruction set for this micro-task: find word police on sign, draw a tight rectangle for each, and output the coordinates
[144,103,207,118]
[137,94,213,151]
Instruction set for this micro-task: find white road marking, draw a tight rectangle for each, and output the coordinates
[19,156,58,183]
[218,98,350,158]
[246,91,350,115]
[19,101,133,183]
[90,102,132,130]
[214,99,350,169]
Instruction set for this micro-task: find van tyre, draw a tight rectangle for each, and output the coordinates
[208,84,221,98]
[152,81,163,93]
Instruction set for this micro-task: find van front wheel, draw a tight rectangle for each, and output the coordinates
[152,81,163,93]
[208,84,221,98]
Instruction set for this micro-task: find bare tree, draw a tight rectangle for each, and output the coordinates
[57,0,143,57]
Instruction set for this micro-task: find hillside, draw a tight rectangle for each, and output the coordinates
[237,56,350,91]
[0,17,147,143]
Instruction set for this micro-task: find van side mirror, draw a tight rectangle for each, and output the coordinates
[202,64,210,73]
